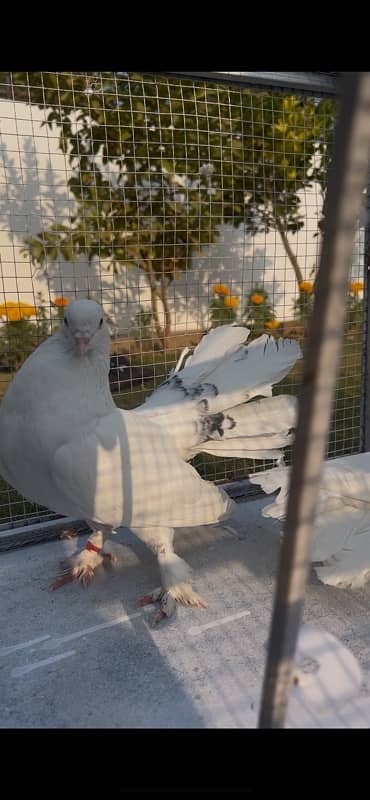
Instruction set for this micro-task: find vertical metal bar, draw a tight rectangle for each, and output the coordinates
[258,72,370,729]
[360,176,370,452]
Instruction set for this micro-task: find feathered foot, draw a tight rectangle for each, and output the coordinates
[138,584,208,623]
[50,545,116,590]
[132,527,208,622]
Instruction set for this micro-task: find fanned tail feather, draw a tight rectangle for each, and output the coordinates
[140,325,302,463]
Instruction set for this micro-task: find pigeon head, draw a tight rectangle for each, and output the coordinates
[61,299,110,356]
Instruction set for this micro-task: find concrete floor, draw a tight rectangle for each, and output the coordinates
[1,497,370,728]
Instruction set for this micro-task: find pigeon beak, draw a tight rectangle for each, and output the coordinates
[74,336,90,356]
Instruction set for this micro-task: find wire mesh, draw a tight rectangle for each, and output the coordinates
[0,71,364,528]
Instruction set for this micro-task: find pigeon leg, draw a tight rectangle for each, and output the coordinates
[133,527,208,622]
[50,525,116,590]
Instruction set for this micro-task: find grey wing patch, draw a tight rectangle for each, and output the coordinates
[162,375,219,400]
[197,406,236,442]
[234,345,249,362]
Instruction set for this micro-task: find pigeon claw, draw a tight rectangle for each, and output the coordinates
[154,608,167,624]
[49,571,76,591]
[137,587,179,622]
[50,561,96,591]
[138,587,164,606]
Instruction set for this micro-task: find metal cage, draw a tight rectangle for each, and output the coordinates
[0,71,364,531]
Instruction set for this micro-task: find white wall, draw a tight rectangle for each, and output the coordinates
[0,99,364,335]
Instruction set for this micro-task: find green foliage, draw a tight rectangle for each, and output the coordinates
[209,298,238,327]
[0,319,36,370]
[3,72,336,344]
[243,285,276,330]
[0,292,49,370]
[129,305,154,341]
[292,279,364,331]
[293,283,315,324]
[240,94,335,237]
[209,291,239,327]
[50,304,66,333]
[346,284,364,329]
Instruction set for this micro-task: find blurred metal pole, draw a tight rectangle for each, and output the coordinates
[360,176,370,451]
[258,72,370,729]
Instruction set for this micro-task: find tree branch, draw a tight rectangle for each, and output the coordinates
[275,217,304,286]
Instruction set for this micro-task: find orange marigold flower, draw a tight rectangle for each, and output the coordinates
[213,283,231,296]
[53,296,69,307]
[250,293,265,305]
[265,319,281,329]
[0,301,37,322]
[350,281,364,295]
[299,281,314,294]
[224,295,239,308]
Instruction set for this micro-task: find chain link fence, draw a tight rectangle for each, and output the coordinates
[0,71,364,528]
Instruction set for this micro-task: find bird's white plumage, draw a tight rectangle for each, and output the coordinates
[143,331,301,417]
[139,329,301,461]
[173,324,250,381]
[0,301,302,615]
[250,452,370,588]
[198,395,297,460]
[52,408,233,529]
[285,624,370,728]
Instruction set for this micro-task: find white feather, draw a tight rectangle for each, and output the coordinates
[0,304,302,612]
[182,324,250,378]
[140,328,301,461]
[250,452,370,588]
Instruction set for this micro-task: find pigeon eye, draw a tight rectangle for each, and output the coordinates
[99,318,103,328]
[64,318,68,327]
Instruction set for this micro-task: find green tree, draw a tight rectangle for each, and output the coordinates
[238,92,336,285]
[2,73,335,346]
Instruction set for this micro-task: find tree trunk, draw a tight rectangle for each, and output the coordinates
[142,258,170,350]
[149,284,166,349]
[160,275,172,349]
[275,217,304,286]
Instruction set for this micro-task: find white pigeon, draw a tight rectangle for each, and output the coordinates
[0,300,301,621]
[250,452,370,589]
